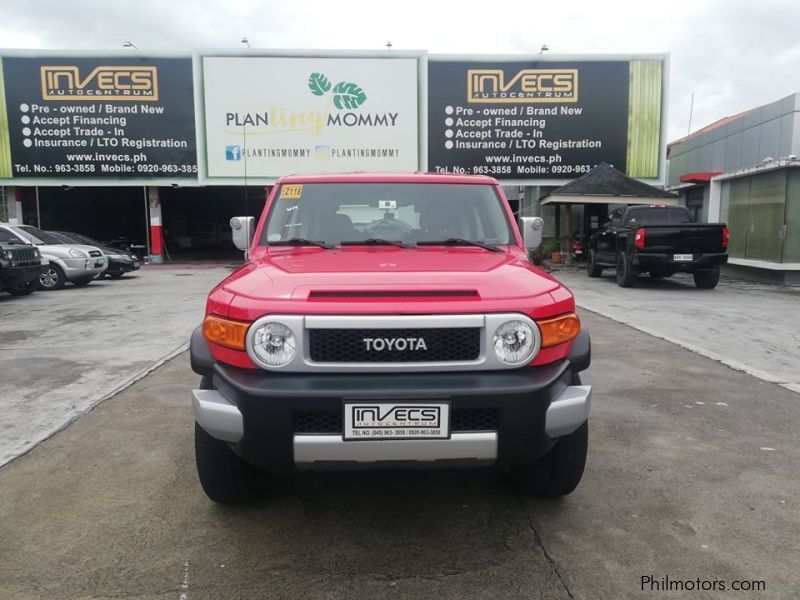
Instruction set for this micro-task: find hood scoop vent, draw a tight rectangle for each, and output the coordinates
[309,290,479,300]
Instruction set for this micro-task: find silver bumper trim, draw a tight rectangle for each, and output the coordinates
[546,384,591,437]
[192,389,243,443]
[293,432,498,465]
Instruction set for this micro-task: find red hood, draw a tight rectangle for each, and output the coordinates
[216,247,573,320]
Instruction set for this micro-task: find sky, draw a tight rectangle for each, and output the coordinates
[1,0,798,143]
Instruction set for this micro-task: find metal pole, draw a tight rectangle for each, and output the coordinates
[143,186,151,259]
[35,186,41,228]
[687,92,694,136]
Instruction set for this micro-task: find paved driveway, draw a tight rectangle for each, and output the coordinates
[1,311,797,599]
[556,270,800,393]
[0,266,228,466]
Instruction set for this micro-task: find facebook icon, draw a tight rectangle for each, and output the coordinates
[225,145,241,161]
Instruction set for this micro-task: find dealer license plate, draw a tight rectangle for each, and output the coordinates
[673,254,693,262]
[343,401,450,441]
[133,260,140,268]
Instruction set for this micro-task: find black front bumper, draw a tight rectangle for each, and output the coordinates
[632,252,728,271]
[191,327,591,473]
[106,257,140,275]
[1,264,44,290]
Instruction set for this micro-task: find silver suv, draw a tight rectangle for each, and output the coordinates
[0,224,108,290]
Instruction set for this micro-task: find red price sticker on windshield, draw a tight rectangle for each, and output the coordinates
[280,184,303,199]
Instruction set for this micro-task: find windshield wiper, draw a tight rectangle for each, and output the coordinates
[417,238,503,252]
[269,238,334,249]
[340,238,415,248]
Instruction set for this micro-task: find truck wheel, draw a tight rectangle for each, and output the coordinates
[693,267,720,289]
[7,280,37,295]
[510,421,589,497]
[39,264,66,291]
[586,248,603,278]
[615,252,638,288]
[194,377,265,504]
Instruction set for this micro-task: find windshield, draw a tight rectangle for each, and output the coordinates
[262,183,513,247]
[54,231,98,246]
[625,208,693,226]
[16,225,69,245]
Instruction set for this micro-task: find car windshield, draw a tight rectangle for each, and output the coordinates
[625,207,693,226]
[17,226,71,245]
[54,231,98,246]
[261,183,513,247]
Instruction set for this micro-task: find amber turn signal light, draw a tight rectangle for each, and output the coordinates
[202,315,249,350]
[537,313,581,348]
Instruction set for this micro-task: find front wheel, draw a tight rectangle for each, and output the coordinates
[510,421,589,497]
[586,248,603,278]
[693,267,720,289]
[7,279,37,295]
[194,377,265,504]
[616,252,638,287]
[39,264,66,291]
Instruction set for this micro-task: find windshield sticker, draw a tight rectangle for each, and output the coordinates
[280,184,303,200]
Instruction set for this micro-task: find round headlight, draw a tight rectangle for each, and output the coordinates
[492,320,536,365]
[68,248,87,258]
[249,321,296,368]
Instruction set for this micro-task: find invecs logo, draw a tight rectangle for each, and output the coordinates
[40,66,159,101]
[467,69,578,103]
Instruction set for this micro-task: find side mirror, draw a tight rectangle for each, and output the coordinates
[520,216,544,249]
[230,216,255,253]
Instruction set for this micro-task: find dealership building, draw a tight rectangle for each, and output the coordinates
[667,93,800,283]
[0,50,669,261]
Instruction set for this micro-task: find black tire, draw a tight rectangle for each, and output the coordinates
[615,252,638,288]
[7,280,37,295]
[194,377,264,504]
[586,248,603,278]
[510,421,589,497]
[72,278,94,287]
[693,267,720,289]
[39,263,66,291]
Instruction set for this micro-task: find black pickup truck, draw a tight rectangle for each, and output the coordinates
[587,205,728,289]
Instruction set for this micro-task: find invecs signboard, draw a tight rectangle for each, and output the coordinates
[0,56,197,180]
[202,56,419,178]
[427,57,666,181]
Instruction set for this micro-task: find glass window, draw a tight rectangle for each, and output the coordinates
[745,170,785,261]
[784,170,800,262]
[262,183,513,246]
[625,207,692,226]
[0,227,22,243]
[726,178,750,258]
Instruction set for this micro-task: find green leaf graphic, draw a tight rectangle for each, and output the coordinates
[308,72,331,96]
[332,81,367,109]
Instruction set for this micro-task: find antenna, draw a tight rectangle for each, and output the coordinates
[687,91,694,136]
[242,124,249,216]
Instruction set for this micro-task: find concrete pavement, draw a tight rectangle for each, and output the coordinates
[0,266,228,466]
[0,311,797,599]
[555,270,800,393]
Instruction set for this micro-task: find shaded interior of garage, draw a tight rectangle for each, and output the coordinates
[159,185,267,260]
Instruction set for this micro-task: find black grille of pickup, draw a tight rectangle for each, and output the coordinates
[293,408,498,434]
[9,247,39,265]
[308,328,481,363]
[89,250,102,257]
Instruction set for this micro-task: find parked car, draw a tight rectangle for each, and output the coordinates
[0,224,107,290]
[49,231,140,279]
[587,205,729,288]
[0,228,46,295]
[189,173,592,504]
